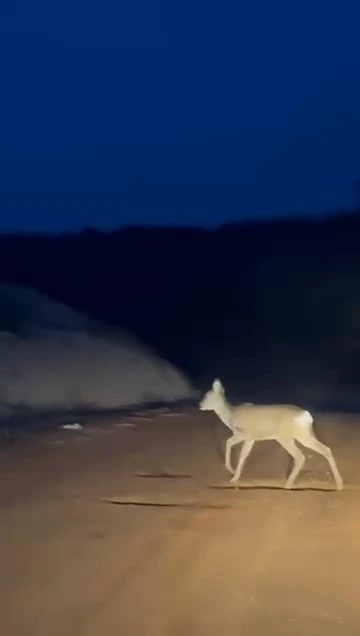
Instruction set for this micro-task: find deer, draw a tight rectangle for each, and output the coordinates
[199,379,343,490]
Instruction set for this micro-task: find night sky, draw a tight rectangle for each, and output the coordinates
[1,1,360,233]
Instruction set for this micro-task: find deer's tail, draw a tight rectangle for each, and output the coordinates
[296,410,314,428]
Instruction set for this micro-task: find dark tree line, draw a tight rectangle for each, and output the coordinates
[1,211,360,409]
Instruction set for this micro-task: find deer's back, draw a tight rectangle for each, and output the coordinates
[232,404,306,440]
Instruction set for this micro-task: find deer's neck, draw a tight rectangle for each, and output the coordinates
[214,398,234,431]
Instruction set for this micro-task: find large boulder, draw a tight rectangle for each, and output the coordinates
[0,285,194,413]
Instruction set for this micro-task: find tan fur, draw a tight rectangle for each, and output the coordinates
[199,379,343,490]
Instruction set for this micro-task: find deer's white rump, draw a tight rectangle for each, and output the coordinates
[199,379,343,490]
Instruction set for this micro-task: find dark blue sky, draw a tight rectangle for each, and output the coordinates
[1,1,360,232]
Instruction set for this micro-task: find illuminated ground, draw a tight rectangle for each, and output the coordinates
[0,411,359,635]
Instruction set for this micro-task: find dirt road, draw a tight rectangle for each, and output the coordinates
[0,411,359,635]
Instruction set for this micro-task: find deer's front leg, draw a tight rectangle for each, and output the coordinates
[230,440,255,483]
[225,432,245,474]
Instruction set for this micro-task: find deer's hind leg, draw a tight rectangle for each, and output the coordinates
[296,432,343,490]
[277,439,305,489]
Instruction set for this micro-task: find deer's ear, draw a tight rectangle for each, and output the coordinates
[213,379,224,393]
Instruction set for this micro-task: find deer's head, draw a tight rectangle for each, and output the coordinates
[199,379,225,411]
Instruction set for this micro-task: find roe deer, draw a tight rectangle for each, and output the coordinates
[199,379,343,490]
